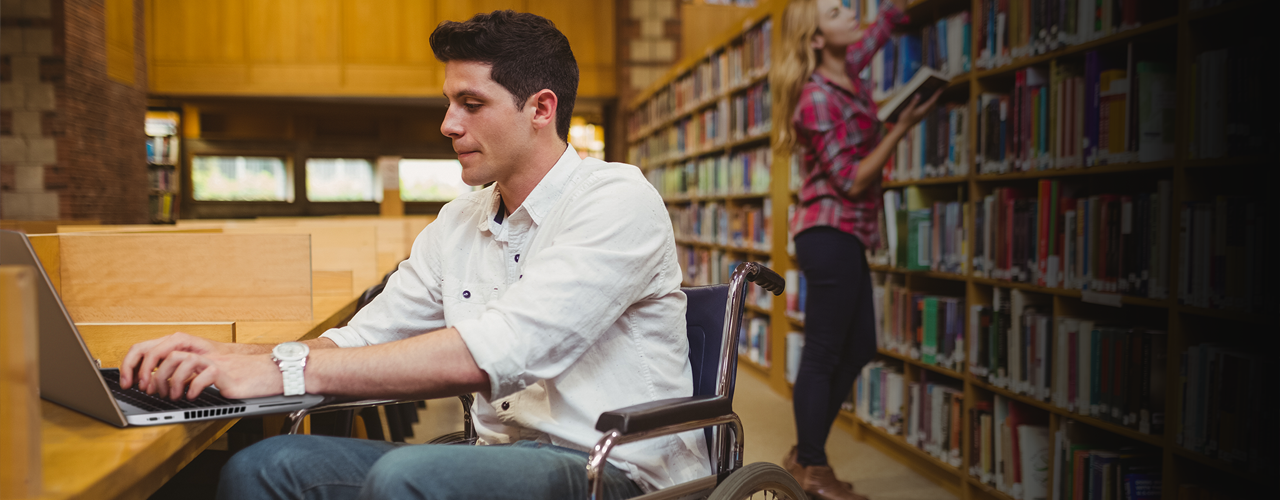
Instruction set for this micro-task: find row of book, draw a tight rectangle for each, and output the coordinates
[1177,343,1276,473]
[975,0,1160,71]
[631,81,772,166]
[973,180,1173,299]
[627,19,771,138]
[147,165,178,192]
[853,363,967,470]
[970,395,1050,498]
[969,288,1167,435]
[1178,196,1272,312]
[869,10,972,102]
[871,276,967,372]
[745,278,774,312]
[737,316,771,368]
[977,48,1176,174]
[1050,420,1161,500]
[885,103,971,182]
[146,135,179,165]
[785,331,803,384]
[783,269,807,322]
[1189,47,1267,160]
[729,81,772,142]
[149,193,176,222]
[646,145,773,199]
[883,189,968,275]
[669,201,772,251]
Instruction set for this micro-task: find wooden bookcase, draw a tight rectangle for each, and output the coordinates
[145,108,182,223]
[625,1,1274,498]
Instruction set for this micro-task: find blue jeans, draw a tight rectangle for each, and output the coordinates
[217,435,645,500]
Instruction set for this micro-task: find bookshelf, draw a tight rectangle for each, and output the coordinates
[145,109,181,223]
[626,1,1275,499]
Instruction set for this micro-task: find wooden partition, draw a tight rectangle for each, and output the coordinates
[75,322,236,368]
[1,219,100,234]
[55,224,222,234]
[222,225,379,293]
[0,266,41,499]
[32,233,312,323]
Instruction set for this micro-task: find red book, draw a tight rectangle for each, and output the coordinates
[1095,195,1117,290]
[1037,180,1052,286]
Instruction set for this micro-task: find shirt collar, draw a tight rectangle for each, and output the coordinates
[477,144,582,233]
[812,70,866,100]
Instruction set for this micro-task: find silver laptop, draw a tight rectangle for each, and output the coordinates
[0,229,324,427]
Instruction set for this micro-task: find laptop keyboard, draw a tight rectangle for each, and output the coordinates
[101,369,243,412]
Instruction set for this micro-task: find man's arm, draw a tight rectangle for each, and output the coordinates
[118,333,338,396]
[124,328,489,401]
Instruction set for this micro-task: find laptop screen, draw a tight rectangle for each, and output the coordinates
[0,230,127,426]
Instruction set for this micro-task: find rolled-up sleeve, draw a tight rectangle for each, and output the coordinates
[454,172,673,401]
[320,217,447,348]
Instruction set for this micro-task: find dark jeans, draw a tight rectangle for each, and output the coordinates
[216,435,644,500]
[793,227,877,467]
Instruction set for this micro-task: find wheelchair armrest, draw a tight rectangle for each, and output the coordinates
[594,395,732,435]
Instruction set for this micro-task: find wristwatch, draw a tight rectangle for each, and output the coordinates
[272,342,310,396]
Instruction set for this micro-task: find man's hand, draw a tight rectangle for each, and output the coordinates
[896,89,944,128]
[149,350,283,400]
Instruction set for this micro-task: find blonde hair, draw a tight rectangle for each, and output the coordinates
[773,0,820,154]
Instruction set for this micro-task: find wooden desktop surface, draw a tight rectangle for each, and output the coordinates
[38,293,359,500]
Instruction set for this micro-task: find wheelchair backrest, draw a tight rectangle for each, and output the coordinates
[682,284,731,400]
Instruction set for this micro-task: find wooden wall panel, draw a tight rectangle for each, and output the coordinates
[246,0,342,63]
[148,0,615,98]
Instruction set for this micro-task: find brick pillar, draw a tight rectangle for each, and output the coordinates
[0,0,148,223]
[618,0,682,111]
[1,0,60,219]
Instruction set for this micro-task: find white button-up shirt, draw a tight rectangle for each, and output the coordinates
[321,145,710,491]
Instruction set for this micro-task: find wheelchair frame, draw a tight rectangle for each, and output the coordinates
[287,262,798,500]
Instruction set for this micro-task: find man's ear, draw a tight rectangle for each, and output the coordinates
[527,89,558,133]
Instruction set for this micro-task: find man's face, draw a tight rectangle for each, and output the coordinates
[441,60,535,187]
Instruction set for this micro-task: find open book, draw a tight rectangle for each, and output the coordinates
[877,67,950,123]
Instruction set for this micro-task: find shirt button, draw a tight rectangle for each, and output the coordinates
[462,290,471,299]
[501,401,510,410]
[514,254,520,262]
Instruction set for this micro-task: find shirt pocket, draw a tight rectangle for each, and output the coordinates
[442,280,500,326]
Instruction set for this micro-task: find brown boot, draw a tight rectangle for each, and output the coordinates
[783,447,856,494]
[798,465,870,500]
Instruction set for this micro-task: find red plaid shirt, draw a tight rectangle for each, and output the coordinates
[790,4,908,250]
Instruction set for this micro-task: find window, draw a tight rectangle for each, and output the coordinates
[192,156,292,201]
[398,159,477,202]
[306,158,376,202]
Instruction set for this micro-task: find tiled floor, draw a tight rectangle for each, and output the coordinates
[408,370,956,500]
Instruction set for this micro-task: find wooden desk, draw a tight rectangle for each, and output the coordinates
[37,293,358,500]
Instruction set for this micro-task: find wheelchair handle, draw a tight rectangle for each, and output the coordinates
[744,263,785,296]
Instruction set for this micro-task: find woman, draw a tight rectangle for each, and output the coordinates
[773,0,940,499]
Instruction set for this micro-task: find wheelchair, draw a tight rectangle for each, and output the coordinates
[287,262,806,500]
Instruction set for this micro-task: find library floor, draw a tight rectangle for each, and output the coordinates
[408,370,956,500]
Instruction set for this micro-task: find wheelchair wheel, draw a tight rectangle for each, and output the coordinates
[708,462,807,500]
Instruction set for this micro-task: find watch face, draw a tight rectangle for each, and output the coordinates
[275,342,307,359]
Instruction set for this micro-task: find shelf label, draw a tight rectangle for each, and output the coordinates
[1081,290,1123,307]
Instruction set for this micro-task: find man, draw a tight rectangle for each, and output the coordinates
[119,11,708,499]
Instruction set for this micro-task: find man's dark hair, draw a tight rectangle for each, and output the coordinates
[431,10,578,142]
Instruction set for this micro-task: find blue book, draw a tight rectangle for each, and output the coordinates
[936,19,947,71]
[1123,473,1161,500]
[883,37,897,92]
[962,19,971,72]
[900,34,923,84]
